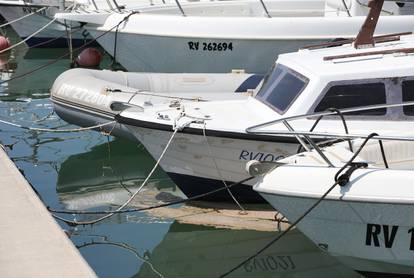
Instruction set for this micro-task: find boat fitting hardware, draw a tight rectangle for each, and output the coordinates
[336,162,368,186]
[245,160,284,176]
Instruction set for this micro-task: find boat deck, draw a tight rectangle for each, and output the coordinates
[0,147,96,278]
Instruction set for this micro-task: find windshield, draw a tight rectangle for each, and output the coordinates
[256,64,309,114]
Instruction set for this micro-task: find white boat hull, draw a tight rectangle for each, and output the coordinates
[259,192,414,276]
[77,2,414,73]
[0,3,90,47]
[122,124,298,203]
[255,157,414,275]
[88,28,316,73]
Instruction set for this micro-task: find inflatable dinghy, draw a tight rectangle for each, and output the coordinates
[51,68,263,141]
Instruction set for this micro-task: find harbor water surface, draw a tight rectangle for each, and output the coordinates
[0,29,361,277]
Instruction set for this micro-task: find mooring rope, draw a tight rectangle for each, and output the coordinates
[0,18,59,54]
[202,122,247,213]
[110,17,121,68]
[0,11,140,85]
[77,240,164,278]
[52,127,178,226]
[219,133,378,277]
[0,7,49,29]
[21,0,78,29]
[0,118,116,133]
[32,109,56,123]
[0,4,75,54]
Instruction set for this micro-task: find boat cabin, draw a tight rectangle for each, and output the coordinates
[255,33,414,126]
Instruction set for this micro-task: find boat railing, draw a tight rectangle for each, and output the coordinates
[259,0,271,18]
[246,101,414,166]
[86,0,125,11]
[174,0,185,16]
[85,0,273,16]
[166,0,272,17]
[172,0,273,17]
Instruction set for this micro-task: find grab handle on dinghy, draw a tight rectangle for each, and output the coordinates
[110,101,144,112]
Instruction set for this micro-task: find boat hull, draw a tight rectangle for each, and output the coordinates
[53,99,136,141]
[124,125,298,203]
[0,4,92,47]
[83,8,414,73]
[259,192,414,275]
[88,29,317,73]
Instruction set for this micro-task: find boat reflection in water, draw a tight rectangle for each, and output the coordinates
[55,135,359,277]
[56,138,183,211]
[135,222,360,278]
[0,40,73,101]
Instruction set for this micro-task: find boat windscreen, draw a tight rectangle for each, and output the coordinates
[256,64,308,114]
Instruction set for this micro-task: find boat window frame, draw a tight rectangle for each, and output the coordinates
[307,77,403,120]
[255,63,309,115]
[401,77,414,118]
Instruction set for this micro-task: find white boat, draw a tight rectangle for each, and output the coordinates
[0,0,91,47]
[251,120,414,276]
[0,0,166,47]
[50,67,263,141]
[111,19,414,204]
[55,0,414,73]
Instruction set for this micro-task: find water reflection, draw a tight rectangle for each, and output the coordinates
[135,222,360,278]
[0,51,17,94]
[77,237,164,278]
[57,138,182,211]
[1,47,70,101]
[0,27,115,102]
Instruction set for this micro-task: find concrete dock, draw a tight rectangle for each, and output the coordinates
[0,147,96,278]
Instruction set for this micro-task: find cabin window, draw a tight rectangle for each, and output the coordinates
[402,80,414,115]
[314,83,386,115]
[256,64,308,114]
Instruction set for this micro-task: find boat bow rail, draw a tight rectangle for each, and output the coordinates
[246,101,414,168]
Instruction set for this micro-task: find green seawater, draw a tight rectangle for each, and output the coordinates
[0,28,360,278]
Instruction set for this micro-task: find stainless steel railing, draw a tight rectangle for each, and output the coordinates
[246,101,414,166]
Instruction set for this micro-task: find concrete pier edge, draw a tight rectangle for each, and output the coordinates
[0,147,97,278]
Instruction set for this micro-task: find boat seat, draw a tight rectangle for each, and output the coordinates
[265,0,324,17]
[355,140,414,169]
[266,10,324,17]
